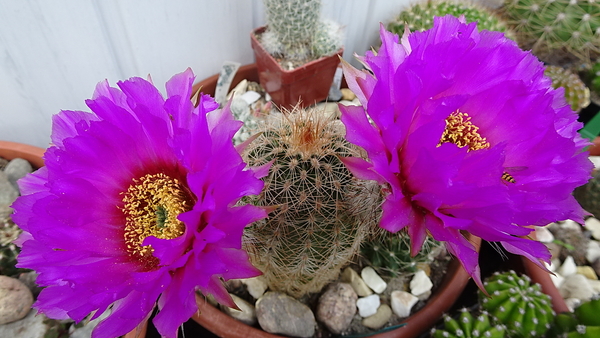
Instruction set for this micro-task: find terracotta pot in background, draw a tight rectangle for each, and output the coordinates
[250,26,342,110]
[0,141,45,168]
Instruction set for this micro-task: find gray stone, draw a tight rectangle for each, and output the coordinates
[220,294,257,326]
[559,274,595,302]
[0,171,19,206]
[0,309,46,338]
[255,292,315,337]
[17,271,43,298]
[0,275,34,324]
[4,158,32,191]
[362,304,392,330]
[316,283,357,334]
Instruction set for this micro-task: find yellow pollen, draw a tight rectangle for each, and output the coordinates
[121,173,189,259]
[439,111,490,151]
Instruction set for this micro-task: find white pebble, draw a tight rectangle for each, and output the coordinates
[361,267,387,294]
[550,271,565,288]
[585,218,600,241]
[391,290,419,318]
[587,240,600,263]
[535,226,555,243]
[558,256,577,277]
[410,270,433,297]
[356,294,380,318]
[560,274,595,302]
[241,276,268,299]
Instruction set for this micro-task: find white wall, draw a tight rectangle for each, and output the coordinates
[0,0,424,148]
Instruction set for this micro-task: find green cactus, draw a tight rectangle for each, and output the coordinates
[479,270,555,338]
[387,1,513,37]
[362,228,442,277]
[549,297,600,337]
[590,60,600,97]
[431,309,507,338]
[544,65,590,112]
[500,0,600,67]
[242,108,380,297]
[261,0,343,63]
[573,169,600,219]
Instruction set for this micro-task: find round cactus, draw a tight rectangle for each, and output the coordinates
[242,107,380,297]
[388,1,513,37]
[544,65,590,112]
[574,169,600,220]
[479,270,555,338]
[549,297,600,337]
[500,0,600,67]
[362,227,442,277]
[431,309,507,338]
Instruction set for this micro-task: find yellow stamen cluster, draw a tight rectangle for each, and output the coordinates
[439,111,490,151]
[121,173,189,258]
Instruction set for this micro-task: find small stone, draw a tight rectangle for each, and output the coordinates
[415,263,431,276]
[560,220,583,231]
[587,278,600,294]
[550,271,565,288]
[558,256,578,277]
[316,283,357,334]
[338,100,360,107]
[356,294,380,318]
[340,88,356,101]
[559,274,595,302]
[585,217,600,241]
[391,290,419,318]
[17,271,43,298]
[577,266,598,280]
[328,85,343,102]
[241,276,268,299]
[361,304,392,330]
[587,241,600,264]
[340,267,372,297]
[255,292,315,338]
[227,79,248,100]
[565,298,582,312]
[0,309,46,338]
[0,276,34,324]
[220,294,257,326]
[4,158,32,191]
[547,242,562,262]
[536,226,555,243]
[410,270,433,297]
[0,171,19,206]
[361,267,387,294]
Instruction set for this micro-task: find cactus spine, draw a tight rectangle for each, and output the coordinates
[242,108,380,297]
[261,0,343,64]
[431,309,507,338]
[388,1,513,37]
[362,227,442,277]
[500,0,600,66]
[479,270,555,338]
[544,65,590,112]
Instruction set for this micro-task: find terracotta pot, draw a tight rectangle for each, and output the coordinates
[0,141,45,168]
[250,26,342,110]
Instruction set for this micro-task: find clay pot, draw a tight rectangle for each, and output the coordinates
[250,26,342,110]
[0,141,45,168]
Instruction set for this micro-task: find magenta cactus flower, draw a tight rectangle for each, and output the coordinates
[339,16,592,288]
[12,69,269,338]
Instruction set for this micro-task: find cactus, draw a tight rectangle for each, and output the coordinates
[261,0,343,63]
[479,270,555,338]
[574,169,600,221]
[242,107,380,297]
[431,309,507,338]
[500,0,600,67]
[544,65,590,112]
[549,297,600,337]
[387,1,513,37]
[362,227,442,277]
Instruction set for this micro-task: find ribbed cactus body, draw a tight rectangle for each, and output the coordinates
[388,1,512,37]
[480,270,555,338]
[362,228,442,277]
[544,65,590,112]
[501,0,600,66]
[261,0,342,63]
[549,297,600,337]
[243,108,380,297]
[432,309,507,338]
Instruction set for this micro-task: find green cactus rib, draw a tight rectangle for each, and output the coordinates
[242,108,380,297]
[479,270,555,338]
[500,0,600,66]
[544,65,590,112]
[388,1,513,38]
[432,309,507,338]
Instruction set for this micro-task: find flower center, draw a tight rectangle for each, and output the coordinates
[439,111,490,151]
[121,173,190,258]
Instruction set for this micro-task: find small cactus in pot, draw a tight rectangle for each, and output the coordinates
[544,65,591,112]
[431,309,507,338]
[242,107,381,297]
